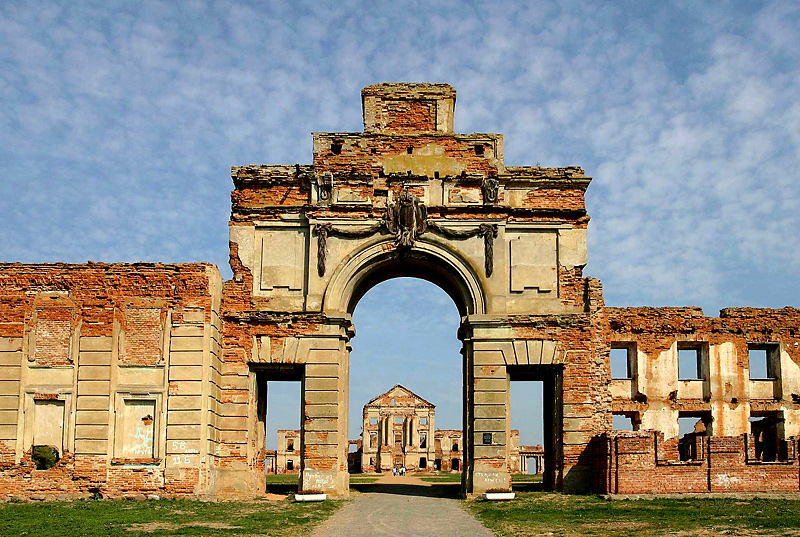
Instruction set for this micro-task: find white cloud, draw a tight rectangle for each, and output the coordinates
[1,0,798,442]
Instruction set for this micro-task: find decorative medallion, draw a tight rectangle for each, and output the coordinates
[386,190,427,248]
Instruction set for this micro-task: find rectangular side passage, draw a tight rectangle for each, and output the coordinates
[508,365,563,491]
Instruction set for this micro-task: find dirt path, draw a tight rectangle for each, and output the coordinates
[310,474,493,537]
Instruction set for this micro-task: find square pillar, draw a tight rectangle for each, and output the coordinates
[466,346,512,494]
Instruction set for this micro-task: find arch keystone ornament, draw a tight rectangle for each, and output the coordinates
[385,189,427,248]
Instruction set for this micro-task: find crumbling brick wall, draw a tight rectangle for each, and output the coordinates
[0,262,220,500]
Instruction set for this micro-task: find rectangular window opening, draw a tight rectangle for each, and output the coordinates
[678,344,704,380]
[748,343,780,380]
[678,412,710,461]
[750,412,783,462]
[610,344,634,379]
[612,413,637,431]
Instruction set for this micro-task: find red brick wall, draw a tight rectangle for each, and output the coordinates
[597,431,800,494]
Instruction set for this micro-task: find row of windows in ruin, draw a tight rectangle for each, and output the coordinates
[610,342,781,381]
[613,410,787,463]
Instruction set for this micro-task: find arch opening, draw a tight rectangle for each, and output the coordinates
[323,238,486,318]
[347,277,464,479]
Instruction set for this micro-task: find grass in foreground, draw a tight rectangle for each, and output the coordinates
[467,492,800,537]
[0,498,340,537]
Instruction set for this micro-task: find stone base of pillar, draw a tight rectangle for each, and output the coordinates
[470,460,511,494]
[301,468,350,498]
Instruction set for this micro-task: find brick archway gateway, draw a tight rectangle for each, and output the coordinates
[2,82,797,500]
[222,83,601,498]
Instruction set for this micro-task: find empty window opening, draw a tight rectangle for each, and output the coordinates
[349,442,358,453]
[420,434,427,448]
[395,416,403,424]
[451,458,460,471]
[330,141,343,155]
[419,457,427,469]
[369,417,378,425]
[286,459,294,471]
[750,413,782,462]
[287,440,294,452]
[452,441,458,452]
[434,459,441,470]
[369,457,374,466]
[407,146,413,154]
[678,413,710,461]
[391,398,396,406]
[419,417,427,425]
[434,171,439,179]
[370,433,377,448]
[610,344,634,379]
[474,144,485,156]
[31,445,60,470]
[612,414,635,431]
[748,343,780,380]
[678,345,704,380]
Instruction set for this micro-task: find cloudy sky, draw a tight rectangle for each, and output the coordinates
[2,1,798,447]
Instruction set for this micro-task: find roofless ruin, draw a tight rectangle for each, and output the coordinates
[1,83,798,499]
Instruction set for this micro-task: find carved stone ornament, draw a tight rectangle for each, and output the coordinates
[317,171,333,202]
[385,190,427,248]
[481,177,499,204]
[312,221,384,277]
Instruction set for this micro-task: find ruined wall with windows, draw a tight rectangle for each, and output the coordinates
[1,83,798,500]
[597,306,800,493]
[0,263,222,500]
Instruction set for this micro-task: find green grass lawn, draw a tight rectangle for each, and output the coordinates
[0,498,340,537]
[418,472,463,483]
[348,476,379,484]
[467,492,800,537]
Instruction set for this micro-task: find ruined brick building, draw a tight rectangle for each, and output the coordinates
[0,83,798,500]
[263,429,300,475]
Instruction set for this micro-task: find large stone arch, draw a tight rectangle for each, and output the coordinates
[322,235,487,317]
[219,83,604,499]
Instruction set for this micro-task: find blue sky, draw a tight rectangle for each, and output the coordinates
[1,1,798,448]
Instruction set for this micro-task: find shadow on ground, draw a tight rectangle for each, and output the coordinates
[350,482,462,498]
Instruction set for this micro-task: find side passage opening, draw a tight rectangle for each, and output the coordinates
[508,365,563,491]
[251,364,303,493]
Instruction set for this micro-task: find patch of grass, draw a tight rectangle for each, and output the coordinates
[467,492,800,537]
[418,472,463,483]
[510,474,542,483]
[264,474,300,485]
[0,498,341,537]
[348,476,379,484]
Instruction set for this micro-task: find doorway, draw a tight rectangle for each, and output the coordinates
[508,365,563,490]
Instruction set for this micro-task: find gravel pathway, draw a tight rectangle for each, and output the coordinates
[310,474,493,537]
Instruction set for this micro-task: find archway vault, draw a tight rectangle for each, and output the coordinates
[323,235,486,318]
